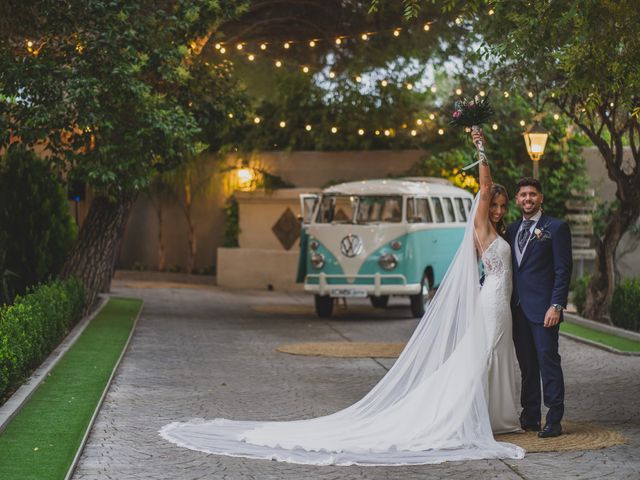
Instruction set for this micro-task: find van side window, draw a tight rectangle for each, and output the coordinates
[406,197,433,223]
[443,197,456,223]
[430,197,445,223]
[454,197,467,222]
[463,198,472,214]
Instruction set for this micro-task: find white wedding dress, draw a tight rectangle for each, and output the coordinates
[160,197,525,466]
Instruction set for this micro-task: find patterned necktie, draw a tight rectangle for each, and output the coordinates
[517,220,535,253]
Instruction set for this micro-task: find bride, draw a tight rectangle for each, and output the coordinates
[160,129,525,466]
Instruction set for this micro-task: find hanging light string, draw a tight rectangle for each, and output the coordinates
[239,110,511,139]
[213,20,438,55]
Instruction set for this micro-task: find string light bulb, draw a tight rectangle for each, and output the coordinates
[554,113,560,120]
[393,29,401,37]
[228,113,234,119]
[309,40,316,47]
[503,91,510,98]
[406,83,413,90]
[455,88,463,95]
[335,38,342,45]
[381,79,388,87]
[423,24,430,31]
[361,33,369,41]
[302,66,309,73]
[214,43,221,50]
[438,128,445,135]
[275,60,282,67]
[455,17,462,25]
[479,90,486,97]
[358,128,365,135]
[329,71,336,79]
[492,123,499,130]
[260,43,267,50]
[411,129,417,136]
[254,117,261,124]
[355,75,362,82]
[305,124,312,131]
[283,42,290,49]
[429,113,435,120]
[247,54,255,61]
[219,47,226,54]
[528,91,534,98]
[279,121,286,128]
[375,130,381,136]
[236,43,243,50]
[384,129,391,136]
[430,86,437,93]
[331,126,338,134]
[416,119,423,126]
[488,9,495,15]
[520,120,526,127]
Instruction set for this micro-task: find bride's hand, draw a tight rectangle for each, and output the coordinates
[471,128,485,146]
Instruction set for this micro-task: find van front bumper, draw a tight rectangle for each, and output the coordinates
[304,273,422,297]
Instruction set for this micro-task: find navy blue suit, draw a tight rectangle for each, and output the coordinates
[507,214,572,426]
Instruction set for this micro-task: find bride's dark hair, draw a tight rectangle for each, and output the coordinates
[490,184,509,238]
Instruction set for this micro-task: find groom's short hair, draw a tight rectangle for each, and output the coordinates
[516,177,542,194]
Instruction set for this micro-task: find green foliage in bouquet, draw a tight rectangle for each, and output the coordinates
[449,97,494,128]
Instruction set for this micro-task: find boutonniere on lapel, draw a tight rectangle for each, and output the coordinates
[531,223,552,242]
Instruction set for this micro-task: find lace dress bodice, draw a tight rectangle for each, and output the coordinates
[481,236,512,301]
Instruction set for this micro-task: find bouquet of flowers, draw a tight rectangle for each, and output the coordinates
[450,96,494,170]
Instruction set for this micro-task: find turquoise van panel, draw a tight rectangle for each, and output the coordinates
[405,228,465,285]
[305,239,344,285]
[305,227,465,287]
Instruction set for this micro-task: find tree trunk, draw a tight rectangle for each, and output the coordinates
[559,105,640,322]
[157,206,166,272]
[60,192,137,313]
[584,197,640,321]
[183,178,196,274]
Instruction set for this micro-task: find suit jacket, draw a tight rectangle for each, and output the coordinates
[507,214,573,324]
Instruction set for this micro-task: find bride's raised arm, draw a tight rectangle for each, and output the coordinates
[472,128,493,250]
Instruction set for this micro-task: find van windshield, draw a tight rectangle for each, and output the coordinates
[316,195,403,224]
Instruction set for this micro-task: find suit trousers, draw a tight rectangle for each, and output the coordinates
[512,305,565,425]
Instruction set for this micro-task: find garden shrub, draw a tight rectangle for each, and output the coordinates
[0,147,77,303]
[0,277,84,402]
[610,277,640,332]
[572,275,591,317]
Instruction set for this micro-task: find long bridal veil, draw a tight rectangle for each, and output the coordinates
[160,196,525,466]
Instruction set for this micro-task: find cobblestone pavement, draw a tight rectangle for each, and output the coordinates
[72,282,640,480]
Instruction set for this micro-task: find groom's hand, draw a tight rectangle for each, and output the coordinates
[544,307,561,328]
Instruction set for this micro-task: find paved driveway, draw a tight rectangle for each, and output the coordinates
[72,281,640,480]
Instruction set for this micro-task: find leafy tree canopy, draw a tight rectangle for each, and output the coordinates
[0,0,250,196]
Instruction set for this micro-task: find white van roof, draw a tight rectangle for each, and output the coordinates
[323,178,473,197]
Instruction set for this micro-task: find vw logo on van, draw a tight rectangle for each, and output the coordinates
[340,234,363,257]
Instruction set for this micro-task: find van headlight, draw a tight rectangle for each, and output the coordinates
[378,253,398,270]
[311,252,325,269]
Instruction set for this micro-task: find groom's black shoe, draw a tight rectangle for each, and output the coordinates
[520,422,541,432]
[537,423,562,438]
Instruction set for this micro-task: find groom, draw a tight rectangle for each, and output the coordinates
[507,178,572,438]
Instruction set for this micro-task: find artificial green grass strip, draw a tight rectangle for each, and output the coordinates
[0,297,142,480]
[561,321,640,353]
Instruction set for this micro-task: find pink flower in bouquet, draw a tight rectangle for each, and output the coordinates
[468,101,476,108]
[452,110,462,118]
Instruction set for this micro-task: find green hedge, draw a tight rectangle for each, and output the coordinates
[611,277,640,332]
[0,278,84,401]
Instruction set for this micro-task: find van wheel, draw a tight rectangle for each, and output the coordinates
[370,295,389,308]
[315,295,334,317]
[410,272,434,318]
